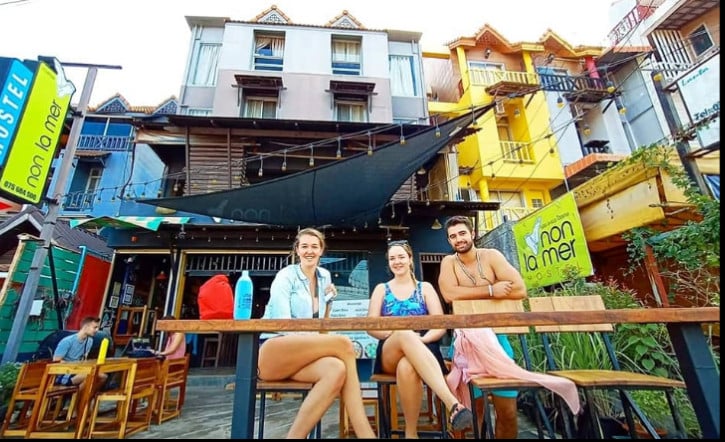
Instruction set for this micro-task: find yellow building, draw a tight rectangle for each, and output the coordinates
[423,25,611,236]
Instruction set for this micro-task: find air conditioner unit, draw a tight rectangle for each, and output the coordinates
[495,101,506,115]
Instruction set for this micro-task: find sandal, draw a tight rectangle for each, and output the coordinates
[449,403,473,431]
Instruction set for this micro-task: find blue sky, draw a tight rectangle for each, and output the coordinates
[0,0,615,107]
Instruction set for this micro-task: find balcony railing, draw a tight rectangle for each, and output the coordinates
[63,191,97,211]
[469,69,537,86]
[76,134,133,151]
[538,73,610,102]
[469,69,539,96]
[606,2,659,46]
[500,141,534,163]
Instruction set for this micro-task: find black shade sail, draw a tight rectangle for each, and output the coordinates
[140,105,493,228]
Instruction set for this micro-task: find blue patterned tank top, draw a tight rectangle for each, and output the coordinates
[381,281,428,317]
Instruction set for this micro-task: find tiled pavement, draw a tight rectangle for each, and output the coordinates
[129,368,548,439]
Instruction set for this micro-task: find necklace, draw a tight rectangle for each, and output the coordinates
[455,251,492,286]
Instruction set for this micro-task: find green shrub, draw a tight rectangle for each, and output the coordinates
[0,362,21,406]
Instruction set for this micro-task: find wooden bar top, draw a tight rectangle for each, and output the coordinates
[157,307,719,333]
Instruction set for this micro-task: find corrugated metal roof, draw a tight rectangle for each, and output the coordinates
[0,206,113,260]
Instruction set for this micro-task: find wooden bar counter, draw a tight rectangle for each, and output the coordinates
[158,307,720,439]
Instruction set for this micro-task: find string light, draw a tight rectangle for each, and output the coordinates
[606,81,616,94]
[367,131,373,156]
[556,96,564,108]
[399,124,406,145]
[336,137,342,159]
[308,145,314,167]
[281,149,287,171]
[258,155,264,177]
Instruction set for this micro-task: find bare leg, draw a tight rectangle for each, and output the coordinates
[381,331,460,411]
[259,334,376,439]
[287,356,345,438]
[395,357,422,439]
[492,395,518,439]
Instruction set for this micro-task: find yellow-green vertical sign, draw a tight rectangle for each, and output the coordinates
[0,61,71,204]
[513,192,593,289]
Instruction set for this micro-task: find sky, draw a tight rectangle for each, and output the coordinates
[0,0,616,107]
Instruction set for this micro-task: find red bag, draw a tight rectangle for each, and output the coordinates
[198,274,234,319]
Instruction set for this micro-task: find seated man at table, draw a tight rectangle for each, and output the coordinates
[53,316,108,391]
[438,216,527,439]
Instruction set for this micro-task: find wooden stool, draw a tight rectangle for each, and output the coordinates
[370,373,447,439]
[256,380,321,439]
[201,334,221,368]
[338,382,379,438]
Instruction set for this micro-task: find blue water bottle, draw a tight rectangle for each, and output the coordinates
[234,270,254,320]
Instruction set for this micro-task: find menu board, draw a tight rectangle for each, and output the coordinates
[329,299,378,359]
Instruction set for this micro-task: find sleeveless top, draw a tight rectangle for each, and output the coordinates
[381,281,428,317]
[373,281,447,374]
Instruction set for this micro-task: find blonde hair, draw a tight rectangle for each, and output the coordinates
[291,227,326,263]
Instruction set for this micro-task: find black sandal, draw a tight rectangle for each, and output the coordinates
[449,403,473,431]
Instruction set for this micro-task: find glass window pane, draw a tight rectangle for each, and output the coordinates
[389,55,416,97]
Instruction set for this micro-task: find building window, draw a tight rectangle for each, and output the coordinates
[389,55,416,97]
[191,43,220,86]
[187,108,212,116]
[86,167,102,193]
[335,101,367,122]
[243,97,278,119]
[254,33,285,71]
[332,37,361,75]
[688,24,714,57]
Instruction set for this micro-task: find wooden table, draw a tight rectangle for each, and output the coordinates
[157,307,720,439]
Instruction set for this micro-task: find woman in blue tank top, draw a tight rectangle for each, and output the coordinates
[367,241,473,437]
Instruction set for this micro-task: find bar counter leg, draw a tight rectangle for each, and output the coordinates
[667,323,720,439]
[230,332,260,439]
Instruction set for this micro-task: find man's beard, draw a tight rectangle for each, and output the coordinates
[455,241,473,254]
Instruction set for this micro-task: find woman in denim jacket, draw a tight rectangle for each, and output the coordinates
[258,227,376,439]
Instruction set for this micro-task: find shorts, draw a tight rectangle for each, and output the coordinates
[55,374,75,386]
[449,334,518,399]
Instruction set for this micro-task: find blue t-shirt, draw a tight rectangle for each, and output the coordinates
[53,333,92,362]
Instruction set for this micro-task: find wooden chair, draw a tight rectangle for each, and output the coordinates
[124,357,161,436]
[452,298,570,439]
[85,358,138,438]
[255,380,322,439]
[369,370,447,438]
[338,381,379,438]
[24,361,97,439]
[153,354,190,424]
[529,295,687,439]
[1,360,52,437]
[254,302,336,438]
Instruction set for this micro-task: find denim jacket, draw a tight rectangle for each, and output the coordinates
[261,264,331,339]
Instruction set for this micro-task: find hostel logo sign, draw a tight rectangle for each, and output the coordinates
[0,59,33,167]
[0,58,75,204]
[513,193,593,289]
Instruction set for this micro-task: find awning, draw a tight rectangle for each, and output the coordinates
[70,216,191,231]
[139,105,494,228]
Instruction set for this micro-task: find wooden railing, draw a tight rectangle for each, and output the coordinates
[158,306,720,439]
